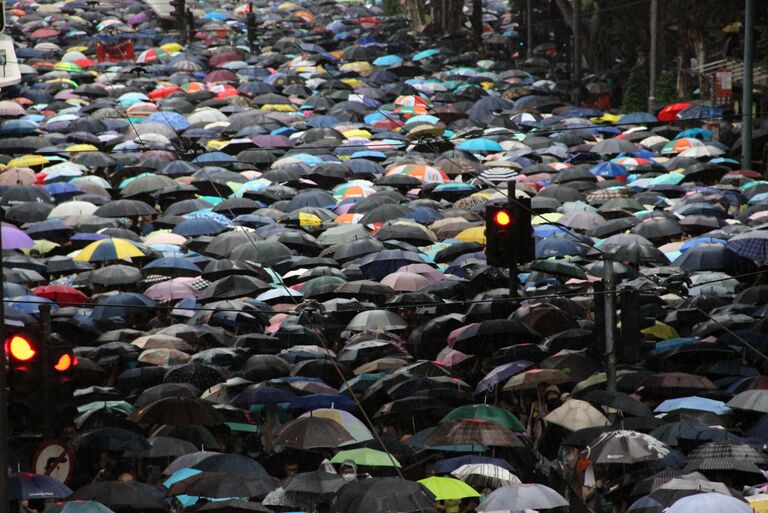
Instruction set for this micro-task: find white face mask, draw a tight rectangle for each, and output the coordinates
[342,472,356,481]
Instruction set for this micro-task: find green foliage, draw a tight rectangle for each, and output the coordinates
[621,62,649,113]
[382,0,403,16]
[656,70,678,105]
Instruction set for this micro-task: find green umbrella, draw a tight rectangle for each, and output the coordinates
[441,404,525,433]
[331,448,402,468]
[417,476,479,501]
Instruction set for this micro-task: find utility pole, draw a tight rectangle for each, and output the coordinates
[603,254,617,392]
[526,0,533,58]
[572,0,581,105]
[648,0,658,113]
[742,0,754,169]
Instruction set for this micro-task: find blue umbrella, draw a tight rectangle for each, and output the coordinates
[457,139,503,154]
[619,112,657,124]
[726,230,768,264]
[373,55,403,66]
[10,473,73,500]
[475,361,534,394]
[288,394,356,413]
[146,111,191,131]
[535,237,582,258]
[144,256,202,275]
[231,387,296,409]
[412,49,440,61]
[8,295,58,315]
[589,162,629,178]
[90,292,156,321]
[654,396,732,415]
[42,500,117,513]
[649,337,700,356]
[666,493,750,513]
[172,218,228,236]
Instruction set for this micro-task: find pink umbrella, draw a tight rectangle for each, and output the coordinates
[380,271,431,291]
[144,277,200,300]
[436,347,473,367]
[396,263,444,282]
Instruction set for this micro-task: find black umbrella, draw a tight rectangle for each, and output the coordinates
[283,470,346,495]
[332,478,436,513]
[71,427,151,452]
[75,481,167,510]
[94,199,156,218]
[168,471,275,498]
[130,397,225,426]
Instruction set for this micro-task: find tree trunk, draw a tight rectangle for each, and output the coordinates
[402,0,426,30]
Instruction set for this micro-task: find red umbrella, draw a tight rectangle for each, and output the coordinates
[657,102,692,122]
[33,285,89,304]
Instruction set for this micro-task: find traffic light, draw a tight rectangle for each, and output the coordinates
[485,199,534,268]
[6,331,77,436]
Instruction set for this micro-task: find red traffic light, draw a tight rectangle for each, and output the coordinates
[493,210,512,227]
[7,336,36,362]
[54,354,74,372]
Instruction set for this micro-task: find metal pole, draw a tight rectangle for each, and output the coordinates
[525,0,533,58]
[0,235,8,511]
[39,303,52,439]
[742,0,754,169]
[603,254,617,392]
[648,0,658,113]
[572,0,581,105]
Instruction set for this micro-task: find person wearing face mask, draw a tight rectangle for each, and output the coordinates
[340,459,358,482]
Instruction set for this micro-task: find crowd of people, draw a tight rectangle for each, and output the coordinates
[0,0,768,512]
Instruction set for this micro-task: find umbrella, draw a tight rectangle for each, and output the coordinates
[273,416,354,449]
[332,478,436,513]
[666,493,751,513]
[10,473,73,500]
[417,476,479,501]
[424,419,523,448]
[584,430,670,464]
[477,484,568,512]
[544,400,610,431]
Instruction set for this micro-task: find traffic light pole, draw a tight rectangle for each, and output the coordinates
[39,304,53,439]
[603,253,617,393]
[0,233,8,511]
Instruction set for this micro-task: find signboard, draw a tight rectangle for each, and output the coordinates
[96,40,135,63]
[33,441,75,484]
[714,68,733,107]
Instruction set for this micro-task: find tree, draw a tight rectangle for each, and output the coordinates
[621,61,649,113]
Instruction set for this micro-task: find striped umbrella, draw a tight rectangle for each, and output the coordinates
[74,238,147,262]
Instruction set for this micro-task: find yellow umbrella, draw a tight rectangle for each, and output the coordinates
[65,144,99,153]
[298,212,322,228]
[260,104,297,112]
[747,494,768,513]
[532,213,562,225]
[27,240,60,255]
[206,140,228,150]
[340,62,373,77]
[66,45,89,52]
[74,238,147,262]
[640,321,679,340]
[343,129,372,139]
[8,155,49,168]
[340,78,365,88]
[160,43,183,53]
[455,226,486,244]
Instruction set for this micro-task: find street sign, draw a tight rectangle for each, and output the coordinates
[32,441,75,484]
[714,68,733,107]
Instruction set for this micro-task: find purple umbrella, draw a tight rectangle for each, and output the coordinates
[476,361,535,394]
[2,224,34,249]
[128,12,149,25]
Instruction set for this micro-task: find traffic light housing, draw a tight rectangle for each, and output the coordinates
[485,199,534,268]
[6,331,77,436]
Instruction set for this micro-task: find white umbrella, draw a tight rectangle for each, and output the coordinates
[478,484,567,512]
